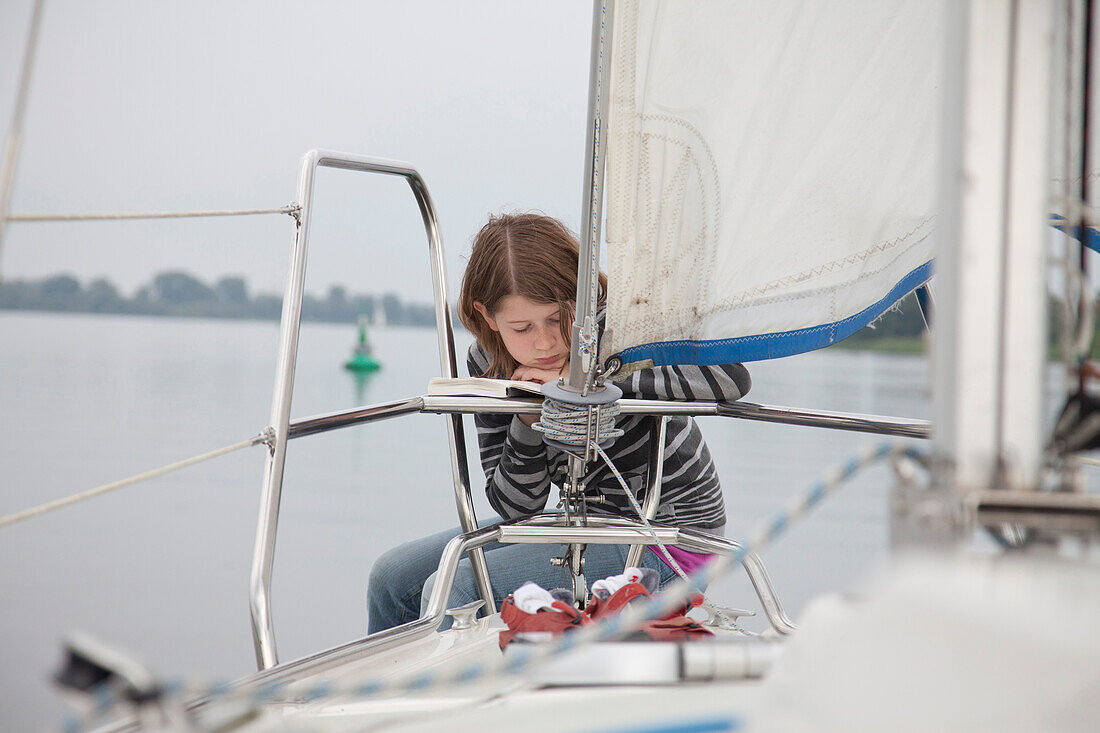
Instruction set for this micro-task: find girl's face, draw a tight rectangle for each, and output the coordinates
[475,295,571,372]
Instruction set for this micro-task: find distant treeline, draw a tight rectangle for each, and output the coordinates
[21,273,1066,351]
[0,271,438,327]
[841,290,1071,353]
[2,270,932,343]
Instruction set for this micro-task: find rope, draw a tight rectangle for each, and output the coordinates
[533,397,622,446]
[592,443,689,576]
[0,434,267,529]
[6,205,300,223]
[592,442,745,630]
[60,441,920,732]
[0,0,47,257]
[537,395,733,621]
[535,395,699,581]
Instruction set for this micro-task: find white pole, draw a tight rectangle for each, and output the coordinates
[1001,0,1053,490]
[934,0,1053,493]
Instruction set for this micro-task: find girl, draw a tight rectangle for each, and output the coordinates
[367,213,750,633]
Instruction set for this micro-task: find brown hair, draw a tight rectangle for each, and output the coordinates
[459,213,607,378]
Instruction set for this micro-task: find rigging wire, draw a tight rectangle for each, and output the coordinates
[0,0,47,261]
[0,433,268,530]
[591,441,740,627]
[6,205,300,223]
[537,393,743,625]
[536,394,696,582]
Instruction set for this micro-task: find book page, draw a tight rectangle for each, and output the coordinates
[427,377,543,398]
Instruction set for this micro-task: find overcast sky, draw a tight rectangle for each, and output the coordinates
[0,1,594,299]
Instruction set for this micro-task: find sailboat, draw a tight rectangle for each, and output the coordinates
[7,0,1100,731]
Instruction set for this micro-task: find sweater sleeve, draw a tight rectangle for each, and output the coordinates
[615,362,751,402]
[467,345,553,520]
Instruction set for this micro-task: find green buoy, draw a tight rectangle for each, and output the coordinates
[344,316,381,372]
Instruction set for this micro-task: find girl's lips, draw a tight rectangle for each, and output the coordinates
[537,356,564,368]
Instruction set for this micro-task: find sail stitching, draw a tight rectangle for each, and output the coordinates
[639,112,722,245]
[637,129,718,324]
[625,112,722,347]
[711,214,935,310]
[720,228,934,314]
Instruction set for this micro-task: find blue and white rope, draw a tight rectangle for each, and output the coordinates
[61,442,921,732]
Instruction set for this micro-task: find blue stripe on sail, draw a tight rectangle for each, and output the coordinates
[617,259,934,366]
[1050,213,1100,253]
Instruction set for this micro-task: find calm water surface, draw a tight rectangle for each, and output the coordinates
[1,311,952,729]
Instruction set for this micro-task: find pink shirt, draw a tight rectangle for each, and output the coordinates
[650,544,713,575]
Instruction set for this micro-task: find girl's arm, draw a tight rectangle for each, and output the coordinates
[467,348,553,519]
[474,413,554,520]
[615,363,751,402]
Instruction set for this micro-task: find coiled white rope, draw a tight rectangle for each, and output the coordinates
[533,396,622,446]
[0,433,268,529]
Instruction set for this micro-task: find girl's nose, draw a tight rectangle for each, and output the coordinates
[534,326,555,350]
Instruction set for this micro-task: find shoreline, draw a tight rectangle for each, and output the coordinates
[2,307,931,354]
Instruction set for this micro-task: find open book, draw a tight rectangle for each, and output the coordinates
[427,377,544,398]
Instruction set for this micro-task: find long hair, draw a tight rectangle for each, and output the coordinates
[459,213,607,378]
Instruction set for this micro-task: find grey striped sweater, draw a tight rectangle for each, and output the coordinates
[468,344,750,531]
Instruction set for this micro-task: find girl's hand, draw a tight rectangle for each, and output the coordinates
[512,362,568,426]
[511,364,567,385]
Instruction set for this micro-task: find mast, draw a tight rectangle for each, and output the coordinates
[539,0,617,601]
[925,0,1052,538]
[567,0,615,394]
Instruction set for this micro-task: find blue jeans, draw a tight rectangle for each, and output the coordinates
[366,516,680,634]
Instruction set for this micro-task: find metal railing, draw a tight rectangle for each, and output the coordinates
[287,394,931,439]
[248,149,932,672]
[240,514,793,692]
[249,150,493,670]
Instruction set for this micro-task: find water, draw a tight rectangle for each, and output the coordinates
[0,311,940,729]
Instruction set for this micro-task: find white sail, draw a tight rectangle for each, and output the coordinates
[604,0,944,366]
